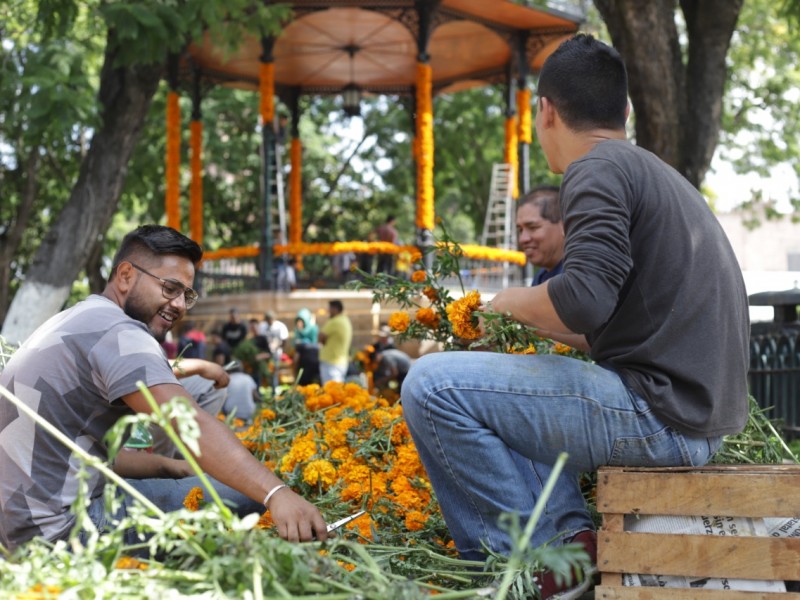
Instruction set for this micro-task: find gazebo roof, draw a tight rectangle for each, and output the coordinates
[183,0,583,98]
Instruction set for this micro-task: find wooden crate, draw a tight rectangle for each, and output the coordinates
[595,465,800,599]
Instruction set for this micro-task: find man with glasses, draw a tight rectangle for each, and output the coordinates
[0,225,328,553]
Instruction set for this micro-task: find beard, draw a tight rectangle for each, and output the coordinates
[124,293,167,342]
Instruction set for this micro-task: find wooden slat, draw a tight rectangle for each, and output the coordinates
[598,531,800,581]
[595,586,800,599]
[597,467,800,517]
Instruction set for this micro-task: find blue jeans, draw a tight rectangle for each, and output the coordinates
[401,352,722,561]
[82,475,264,552]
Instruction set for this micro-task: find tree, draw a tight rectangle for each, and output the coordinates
[592,0,744,189]
[0,0,288,344]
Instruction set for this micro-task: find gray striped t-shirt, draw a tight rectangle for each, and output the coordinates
[0,295,178,550]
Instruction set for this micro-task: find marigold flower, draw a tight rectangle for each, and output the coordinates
[115,556,149,570]
[509,343,537,355]
[415,306,441,329]
[388,311,410,333]
[553,342,573,354]
[422,286,438,301]
[445,291,482,340]
[405,510,428,531]
[303,459,337,488]
[410,270,427,283]
[183,486,204,511]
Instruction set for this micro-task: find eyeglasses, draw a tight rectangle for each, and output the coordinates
[129,262,199,309]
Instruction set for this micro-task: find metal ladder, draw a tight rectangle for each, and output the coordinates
[271,115,288,248]
[480,163,516,249]
[476,163,517,288]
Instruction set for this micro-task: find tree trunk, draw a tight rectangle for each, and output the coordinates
[0,152,40,328]
[593,0,743,188]
[1,31,164,344]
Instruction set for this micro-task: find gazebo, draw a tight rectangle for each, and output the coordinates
[166,0,582,289]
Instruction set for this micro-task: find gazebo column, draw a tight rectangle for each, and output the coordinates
[414,0,438,266]
[259,36,276,290]
[165,54,181,231]
[287,88,303,270]
[514,32,532,195]
[189,67,204,246]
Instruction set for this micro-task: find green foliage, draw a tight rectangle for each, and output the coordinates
[711,395,799,464]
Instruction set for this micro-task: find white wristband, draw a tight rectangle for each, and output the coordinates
[263,484,288,507]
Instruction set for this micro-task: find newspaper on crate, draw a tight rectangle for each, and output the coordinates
[622,514,796,592]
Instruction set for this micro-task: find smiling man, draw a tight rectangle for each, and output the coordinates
[516,185,565,286]
[0,225,327,552]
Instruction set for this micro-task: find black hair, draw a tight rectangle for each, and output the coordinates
[329,300,344,313]
[517,185,561,224]
[537,34,628,132]
[111,225,203,275]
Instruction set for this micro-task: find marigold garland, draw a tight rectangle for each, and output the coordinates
[259,61,275,125]
[504,116,519,199]
[202,241,524,266]
[165,90,181,231]
[189,119,203,246]
[445,291,483,340]
[517,88,532,144]
[415,62,434,231]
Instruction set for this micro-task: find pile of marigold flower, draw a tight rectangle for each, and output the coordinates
[186,380,453,552]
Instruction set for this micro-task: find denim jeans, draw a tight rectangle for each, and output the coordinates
[401,352,722,561]
[81,475,264,551]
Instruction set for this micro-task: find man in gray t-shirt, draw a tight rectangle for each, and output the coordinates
[0,225,329,552]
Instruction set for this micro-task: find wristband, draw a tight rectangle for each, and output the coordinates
[263,484,288,507]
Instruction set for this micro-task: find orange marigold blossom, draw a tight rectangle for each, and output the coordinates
[415,306,441,329]
[410,269,427,283]
[446,291,483,340]
[115,556,149,570]
[422,286,438,301]
[183,486,204,511]
[303,459,337,488]
[388,311,410,333]
[554,342,574,354]
[405,510,428,532]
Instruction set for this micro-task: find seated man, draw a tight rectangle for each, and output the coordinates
[0,224,328,553]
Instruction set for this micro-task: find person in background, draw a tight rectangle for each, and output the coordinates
[177,320,207,359]
[209,329,232,366]
[318,300,353,384]
[221,307,248,349]
[260,311,290,358]
[0,224,328,554]
[516,185,565,286]
[401,34,749,599]
[372,347,412,395]
[233,319,270,386]
[292,308,320,385]
[222,361,260,422]
[374,215,398,275]
[293,308,319,346]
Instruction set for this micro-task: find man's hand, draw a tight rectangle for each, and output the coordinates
[267,488,329,542]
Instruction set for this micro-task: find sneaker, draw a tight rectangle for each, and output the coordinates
[534,530,598,600]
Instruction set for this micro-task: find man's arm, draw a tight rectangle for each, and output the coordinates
[113,448,195,479]
[490,281,574,335]
[122,383,328,542]
[172,358,230,389]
